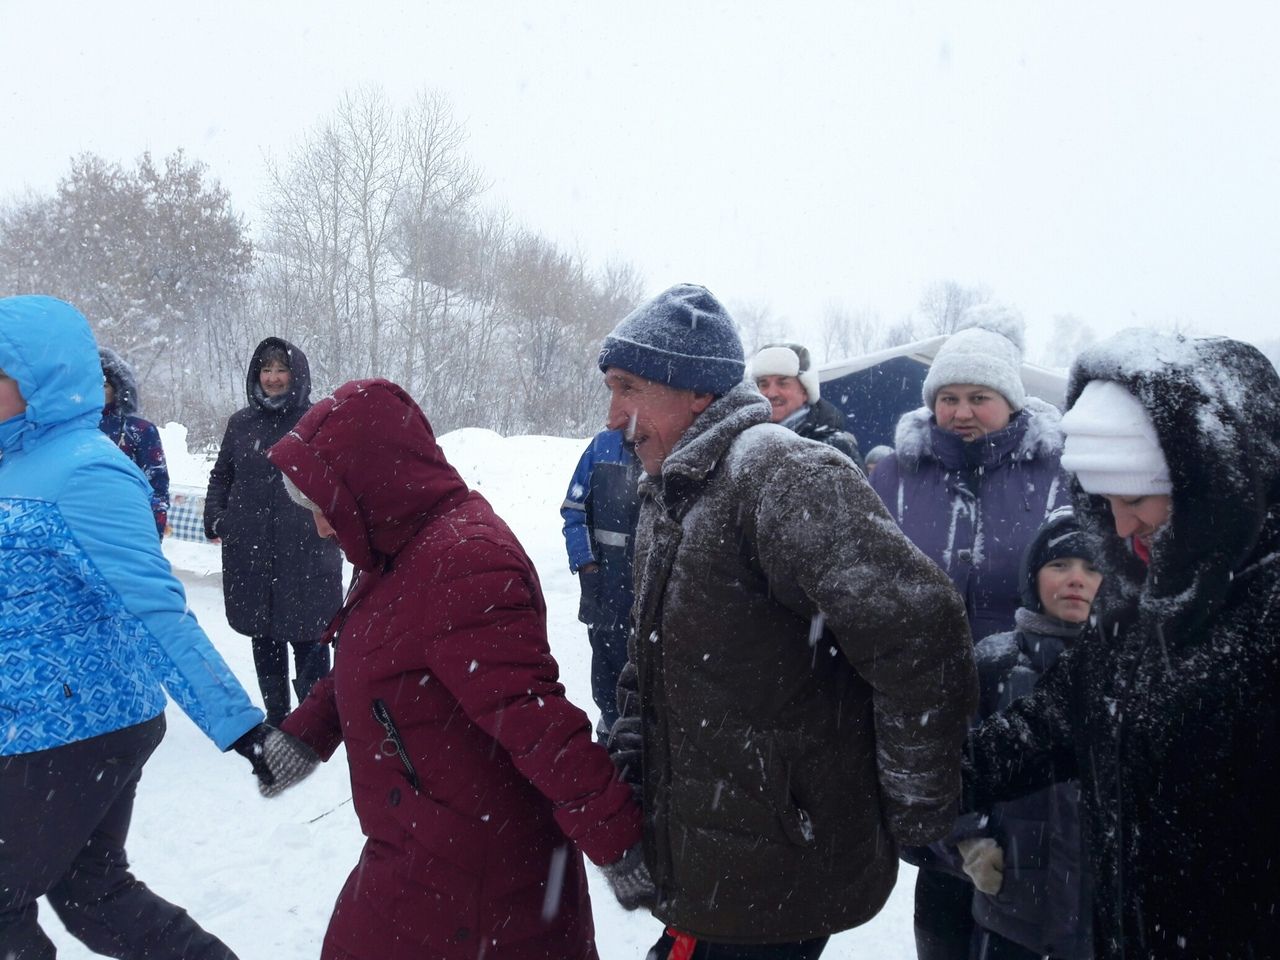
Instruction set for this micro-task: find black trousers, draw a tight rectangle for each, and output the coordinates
[647,930,828,959]
[251,635,330,726]
[914,868,976,960]
[0,716,238,960]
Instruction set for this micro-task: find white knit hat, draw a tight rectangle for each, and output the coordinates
[1061,379,1172,496]
[750,342,820,403]
[922,303,1027,412]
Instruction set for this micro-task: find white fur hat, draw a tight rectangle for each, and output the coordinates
[1061,379,1172,496]
[922,303,1027,412]
[750,342,820,403]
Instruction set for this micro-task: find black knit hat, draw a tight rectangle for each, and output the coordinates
[597,284,745,396]
[1019,506,1099,612]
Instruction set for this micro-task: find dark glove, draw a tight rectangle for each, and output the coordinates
[232,723,320,798]
[607,714,644,796]
[600,842,656,911]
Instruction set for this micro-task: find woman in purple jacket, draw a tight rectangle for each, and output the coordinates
[870,304,1069,960]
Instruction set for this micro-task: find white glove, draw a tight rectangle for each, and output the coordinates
[957,837,1004,895]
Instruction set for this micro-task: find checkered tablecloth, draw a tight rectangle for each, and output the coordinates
[167,485,208,542]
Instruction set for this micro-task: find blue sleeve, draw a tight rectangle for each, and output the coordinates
[60,455,263,749]
[560,438,598,572]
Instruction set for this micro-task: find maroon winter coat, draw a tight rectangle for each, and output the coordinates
[268,379,641,960]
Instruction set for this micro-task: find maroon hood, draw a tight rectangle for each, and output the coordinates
[268,378,469,571]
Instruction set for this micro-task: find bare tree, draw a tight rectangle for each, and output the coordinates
[917,279,992,336]
[1039,313,1096,370]
[879,314,919,349]
[821,302,884,360]
[733,300,787,354]
[0,150,254,440]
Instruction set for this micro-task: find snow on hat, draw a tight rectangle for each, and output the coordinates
[749,342,820,403]
[598,283,745,396]
[1061,379,1171,496]
[1019,506,1098,611]
[922,302,1027,412]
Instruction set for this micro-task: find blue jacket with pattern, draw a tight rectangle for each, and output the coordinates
[0,295,262,756]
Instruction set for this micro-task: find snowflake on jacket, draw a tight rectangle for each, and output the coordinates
[964,332,1280,959]
[871,397,1069,640]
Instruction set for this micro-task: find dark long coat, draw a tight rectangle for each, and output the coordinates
[203,338,342,643]
[614,382,976,943]
[965,334,1280,959]
[270,379,641,960]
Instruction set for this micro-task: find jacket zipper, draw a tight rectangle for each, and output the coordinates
[372,699,421,792]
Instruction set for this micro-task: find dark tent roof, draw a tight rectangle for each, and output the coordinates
[817,335,1067,451]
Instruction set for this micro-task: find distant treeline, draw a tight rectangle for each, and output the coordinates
[0,89,642,445]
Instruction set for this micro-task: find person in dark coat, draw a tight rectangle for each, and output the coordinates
[598,284,977,959]
[869,304,1070,960]
[203,338,343,725]
[960,507,1101,960]
[262,378,644,960]
[561,428,642,740]
[964,330,1280,959]
[99,345,170,537]
[750,340,865,469]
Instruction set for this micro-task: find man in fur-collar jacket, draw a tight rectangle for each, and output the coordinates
[965,330,1280,958]
[598,284,977,958]
[750,341,865,470]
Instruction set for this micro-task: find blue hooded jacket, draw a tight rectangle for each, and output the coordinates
[0,295,262,755]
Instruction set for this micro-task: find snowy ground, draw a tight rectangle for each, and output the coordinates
[44,427,918,959]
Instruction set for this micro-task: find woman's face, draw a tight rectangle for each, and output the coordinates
[1104,494,1172,549]
[259,359,291,397]
[1037,557,1103,623]
[934,384,1013,440]
[0,371,26,420]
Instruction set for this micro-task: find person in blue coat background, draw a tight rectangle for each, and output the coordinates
[560,428,641,740]
[99,344,171,537]
[0,295,314,960]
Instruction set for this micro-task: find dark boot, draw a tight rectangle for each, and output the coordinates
[258,676,291,728]
[292,642,331,703]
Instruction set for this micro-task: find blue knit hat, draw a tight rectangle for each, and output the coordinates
[598,284,745,396]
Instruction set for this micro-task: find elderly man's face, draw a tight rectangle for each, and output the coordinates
[755,374,807,423]
[603,368,712,476]
[0,371,26,420]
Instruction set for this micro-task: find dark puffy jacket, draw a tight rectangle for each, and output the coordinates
[870,398,1069,641]
[270,379,641,960]
[203,338,342,643]
[560,428,641,630]
[792,397,864,470]
[965,333,1280,958]
[614,382,976,943]
[971,609,1091,960]
[99,347,169,536]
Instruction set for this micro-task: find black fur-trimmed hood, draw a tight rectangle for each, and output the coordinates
[1066,330,1280,633]
[99,346,140,415]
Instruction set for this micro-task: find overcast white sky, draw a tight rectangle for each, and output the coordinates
[4,1,1279,359]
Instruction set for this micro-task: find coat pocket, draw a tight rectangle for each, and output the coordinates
[372,699,421,792]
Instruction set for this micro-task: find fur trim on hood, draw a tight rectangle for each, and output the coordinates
[99,346,140,416]
[891,396,1064,470]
